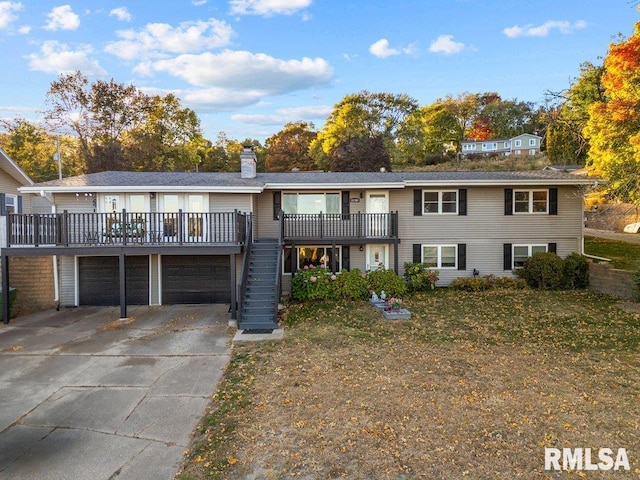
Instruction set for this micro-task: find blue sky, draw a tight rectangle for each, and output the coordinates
[0,0,638,143]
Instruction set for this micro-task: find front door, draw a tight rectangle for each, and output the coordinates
[366,244,388,271]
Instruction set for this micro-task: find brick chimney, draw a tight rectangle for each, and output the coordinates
[240,146,257,179]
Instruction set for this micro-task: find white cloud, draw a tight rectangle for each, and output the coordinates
[147,50,332,90]
[0,1,22,29]
[428,34,465,54]
[44,5,80,31]
[369,39,399,58]
[503,20,586,38]
[229,0,311,16]
[193,0,207,5]
[276,105,332,119]
[26,40,105,75]
[109,7,132,22]
[231,105,331,126]
[105,18,234,60]
[136,50,332,110]
[369,39,417,59]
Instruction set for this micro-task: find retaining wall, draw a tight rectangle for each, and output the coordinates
[588,262,636,300]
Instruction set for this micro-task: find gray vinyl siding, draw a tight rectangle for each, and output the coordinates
[255,191,278,239]
[392,185,583,284]
[60,255,76,306]
[209,193,251,213]
[0,171,31,213]
[53,193,95,213]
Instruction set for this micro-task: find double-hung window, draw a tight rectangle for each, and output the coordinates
[423,190,458,214]
[513,244,547,268]
[514,190,548,214]
[422,245,457,269]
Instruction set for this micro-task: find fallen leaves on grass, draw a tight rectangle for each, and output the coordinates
[179,289,640,479]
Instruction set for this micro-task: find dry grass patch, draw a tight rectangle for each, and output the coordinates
[177,290,640,480]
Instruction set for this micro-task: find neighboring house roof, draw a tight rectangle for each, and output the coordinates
[0,148,34,186]
[462,133,542,144]
[19,169,595,195]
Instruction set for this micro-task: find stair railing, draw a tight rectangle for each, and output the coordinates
[238,213,253,325]
[273,209,284,324]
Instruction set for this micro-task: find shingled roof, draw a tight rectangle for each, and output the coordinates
[20,169,593,194]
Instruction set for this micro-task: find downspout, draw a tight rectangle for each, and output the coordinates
[53,256,60,310]
[49,198,60,310]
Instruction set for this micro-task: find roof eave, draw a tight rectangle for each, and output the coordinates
[403,179,594,187]
[19,185,265,194]
[264,182,405,190]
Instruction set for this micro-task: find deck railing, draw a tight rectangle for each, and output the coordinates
[282,212,398,240]
[6,210,249,247]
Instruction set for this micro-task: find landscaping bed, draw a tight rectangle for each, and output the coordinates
[177,289,640,479]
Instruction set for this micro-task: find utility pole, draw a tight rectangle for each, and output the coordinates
[54,137,62,179]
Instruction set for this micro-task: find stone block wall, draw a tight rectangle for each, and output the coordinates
[588,262,636,301]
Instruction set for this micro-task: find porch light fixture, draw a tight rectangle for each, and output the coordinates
[359,245,364,252]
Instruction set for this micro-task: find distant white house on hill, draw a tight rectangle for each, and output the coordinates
[461,133,542,157]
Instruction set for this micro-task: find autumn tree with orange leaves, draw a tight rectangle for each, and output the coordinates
[584,23,640,201]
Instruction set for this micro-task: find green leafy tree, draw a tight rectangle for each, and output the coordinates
[330,135,392,172]
[265,121,318,172]
[545,62,604,164]
[124,93,204,172]
[310,91,418,167]
[397,103,459,163]
[0,119,84,180]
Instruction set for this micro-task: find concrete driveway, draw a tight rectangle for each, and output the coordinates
[0,304,233,480]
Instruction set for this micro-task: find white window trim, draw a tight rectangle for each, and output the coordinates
[99,193,152,213]
[512,244,548,269]
[423,190,458,215]
[282,192,341,215]
[529,149,536,155]
[514,139,522,147]
[513,189,548,214]
[4,194,17,214]
[482,142,497,151]
[529,138,536,146]
[422,244,458,269]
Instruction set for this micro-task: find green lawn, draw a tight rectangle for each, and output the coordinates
[584,235,640,270]
[177,289,640,480]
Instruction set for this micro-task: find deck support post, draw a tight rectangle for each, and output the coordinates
[119,253,127,319]
[230,253,237,319]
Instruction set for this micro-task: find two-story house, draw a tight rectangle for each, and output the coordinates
[461,133,542,157]
[1,148,591,330]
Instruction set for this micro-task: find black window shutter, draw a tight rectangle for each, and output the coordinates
[413,189,422,216]
[0,193,6,216]
[503,243,512,270]
[504,189,513,215]
[457,243,466,270]
[549,188,558,215]
[413,243,422,263]
[273,191,281,220]
[17,195,22,214]
[458,189,467,216]
[342,191,350,219]
[548,242,557,254]
[342,246,350,271]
